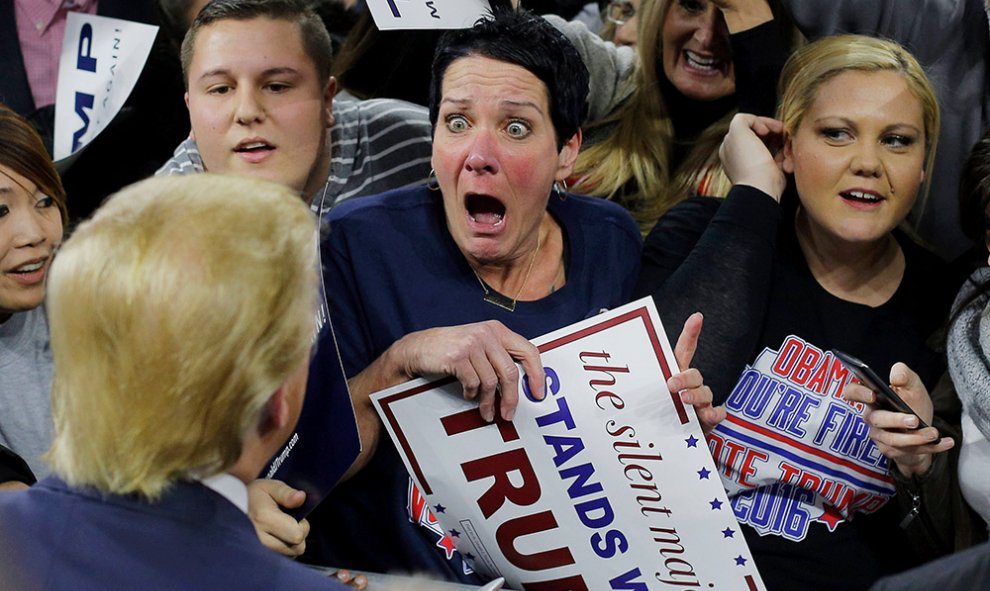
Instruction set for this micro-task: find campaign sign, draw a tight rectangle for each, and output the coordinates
[366,0,492,30]
[373,298,766,590]
[263,187,362,518]
[54,13,157,161]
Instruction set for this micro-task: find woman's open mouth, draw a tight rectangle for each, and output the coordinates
[466,194,507,231]
[6,258,49,286]
[683,50,727,75]
[839,190,886,210]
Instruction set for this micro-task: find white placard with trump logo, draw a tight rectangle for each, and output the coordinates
[365,0,492,30]
[373,298,767,591]
[53,13,158,161]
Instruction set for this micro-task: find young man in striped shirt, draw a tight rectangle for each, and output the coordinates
[157,0,433,215]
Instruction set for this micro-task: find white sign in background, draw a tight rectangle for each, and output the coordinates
[373,298,766,591]
[54,13,158,161]
[365,0,492,30]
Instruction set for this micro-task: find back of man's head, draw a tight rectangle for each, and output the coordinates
[45,174,317,499]
[180,0,334,89]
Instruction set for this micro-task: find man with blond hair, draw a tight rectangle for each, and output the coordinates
[0,175,348,590]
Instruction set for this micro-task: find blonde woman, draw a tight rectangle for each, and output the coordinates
[637,36,958,590]
[550,0,795,233]
[782,0,990,262]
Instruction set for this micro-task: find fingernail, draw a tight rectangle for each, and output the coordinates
[504,408,515,421]
[482,408,494,423]
[905,416,918,428]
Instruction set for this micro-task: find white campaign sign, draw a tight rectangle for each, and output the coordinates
[373,298,767,591]
[53,13,158,161]
[365,0,492,30]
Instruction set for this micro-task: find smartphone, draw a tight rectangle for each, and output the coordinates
[832,349,930,429]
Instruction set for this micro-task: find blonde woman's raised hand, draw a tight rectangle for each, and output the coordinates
[719,113,787,201]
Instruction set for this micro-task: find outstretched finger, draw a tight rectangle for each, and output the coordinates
[674,312,704,371]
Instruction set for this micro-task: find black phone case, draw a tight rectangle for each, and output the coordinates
[832,349,929,429]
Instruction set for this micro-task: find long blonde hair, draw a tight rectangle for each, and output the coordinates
[571,0,792,234]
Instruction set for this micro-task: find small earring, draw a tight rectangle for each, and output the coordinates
[427,168,440,192]
[552,181,566,199]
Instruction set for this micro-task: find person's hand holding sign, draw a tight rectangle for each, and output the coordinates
[667,312,726,433]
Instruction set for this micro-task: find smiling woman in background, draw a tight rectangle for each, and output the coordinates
[553,0,793,233]
[0,105,68,489]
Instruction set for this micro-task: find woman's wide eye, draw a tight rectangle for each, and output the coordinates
[445,115,469,132]
[506,120,531,138]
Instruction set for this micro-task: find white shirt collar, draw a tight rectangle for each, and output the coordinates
[200,473,249,515]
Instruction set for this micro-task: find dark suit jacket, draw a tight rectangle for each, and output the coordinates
[0,476,347,591]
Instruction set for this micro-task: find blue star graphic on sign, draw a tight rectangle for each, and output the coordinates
[434,504,446,514]
[698,467,711,479]
[450,529,461,538]
[709,498,723,510]
[685,435,698,448]
[722,528,735,538]
[735,555,747,566]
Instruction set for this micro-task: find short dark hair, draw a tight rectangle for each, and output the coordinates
[180,0,333,89]
[0,105,68,225]
[428,8,588,150]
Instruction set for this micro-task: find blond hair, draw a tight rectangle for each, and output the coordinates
[571,0,795,234]
[778,35,940,211]
[45,175,318,499]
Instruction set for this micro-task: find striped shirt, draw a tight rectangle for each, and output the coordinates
[156,97,434,216]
